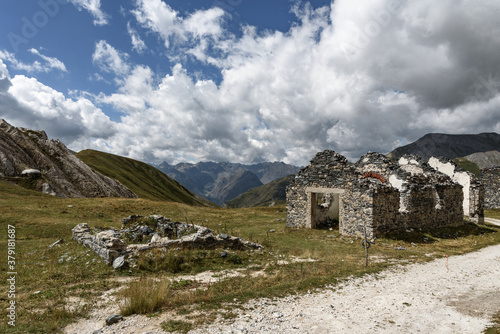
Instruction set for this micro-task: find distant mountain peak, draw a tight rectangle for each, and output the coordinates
[387,132,500,161]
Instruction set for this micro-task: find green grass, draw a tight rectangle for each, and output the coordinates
[76,149,213,206]
[454,157,481,176]
[0,180,499,333]
[161,319,193,333]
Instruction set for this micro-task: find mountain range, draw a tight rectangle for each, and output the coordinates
[154,161,300,205]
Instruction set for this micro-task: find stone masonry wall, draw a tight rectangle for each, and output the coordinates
[482,167,500,209]
[372,186,401,234]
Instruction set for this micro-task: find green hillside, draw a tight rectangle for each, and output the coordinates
[76,149,213,206]
[453,157,481,177]
[226,174,295,208]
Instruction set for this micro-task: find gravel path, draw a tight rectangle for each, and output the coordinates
[65,245,500,334]
[191,245,500,334]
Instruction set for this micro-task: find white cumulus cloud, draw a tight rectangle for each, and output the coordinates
[2,0,500,166]
[69,0,109,26]
[127,22,147,54]
[92,41,130,77]
[0,49,67,73]
[0,59,116,149]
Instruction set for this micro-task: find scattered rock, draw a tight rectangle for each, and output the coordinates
[150,233,161,243]
[269,229,276,233]
[395,246,406,251]
[73,216,262,266]
[112,256,126,269]
[49,239,64,248]
[105,314,123,326]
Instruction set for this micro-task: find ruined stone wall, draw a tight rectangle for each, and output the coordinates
[340,186,374,238]
[468,180,485,221]
[287,150,469,239]
[372,186,401,234]
[399,183,463,229]
[286,150,358,229]
[286,184,309,228]
[428,156,484,220]
[73,216,262,267]
[482,167,500,209]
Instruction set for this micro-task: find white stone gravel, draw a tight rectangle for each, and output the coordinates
[65,245,500,334]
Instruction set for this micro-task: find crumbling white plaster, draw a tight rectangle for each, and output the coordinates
[398,157,419,166]
[389,175,408,212]
[400,164,424,175]
[389,175,404,191]
[428,157,471,216]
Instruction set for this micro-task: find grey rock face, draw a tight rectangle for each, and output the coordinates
[0,119,137,198]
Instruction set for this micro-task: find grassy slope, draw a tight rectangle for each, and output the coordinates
[76,149,212,206]
[226,175,294,208]
[453,157,481,176]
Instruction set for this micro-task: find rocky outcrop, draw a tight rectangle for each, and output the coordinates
[0,119,136,198]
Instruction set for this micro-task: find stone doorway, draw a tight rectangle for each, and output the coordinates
[306,187,344,229]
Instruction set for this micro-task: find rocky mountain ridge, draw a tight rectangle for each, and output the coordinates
[459,150,500,169]
[155,160,300,205]
[0,119,136,198]
[387,132,500,161]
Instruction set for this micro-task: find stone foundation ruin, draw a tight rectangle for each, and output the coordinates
[72,215,262,267]
[286,150,484,238]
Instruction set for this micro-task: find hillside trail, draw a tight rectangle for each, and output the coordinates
[65,244,500,334]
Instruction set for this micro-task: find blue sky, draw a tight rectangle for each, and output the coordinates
[1,0,499,166]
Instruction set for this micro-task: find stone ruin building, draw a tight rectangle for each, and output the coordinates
[286,150,484,239]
